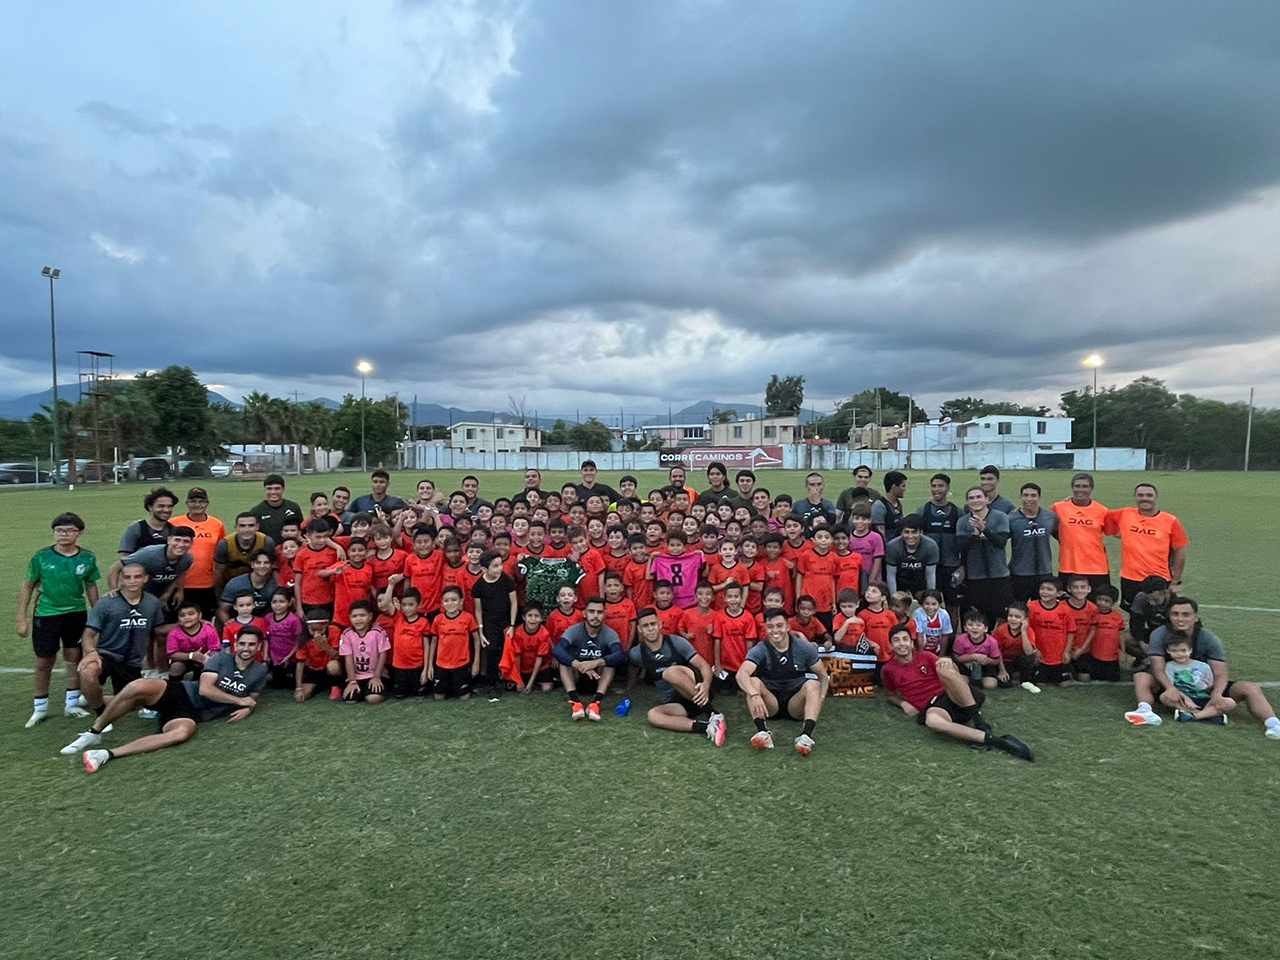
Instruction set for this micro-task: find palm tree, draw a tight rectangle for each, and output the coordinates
[296,402,333,472]
[109,389,158,477]
[242,391,274,451]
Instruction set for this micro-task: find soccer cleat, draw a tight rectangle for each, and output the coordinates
[750,729,774,751]
[706,712,726,747]
[586,701,602,722]
[1204,714,1227,726]
[83,749,110,774]
[329,685,342,701]
[1175,710,1195,723]
[569,700,586,721]
[991,734,1035,762]
[65,705,91,719]
[1124,707,1162,726]
[77,693,88,708]
[1265,724,1280,741]
[794,733,815,756]
[487,684,502,703]
[137,708,159,720]
[24,709,48,729]
[1020,681,1042,694]
[60,730,103,755]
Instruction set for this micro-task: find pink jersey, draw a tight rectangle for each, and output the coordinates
[650,552,707,608]
[952,633,1001,660]
[339,626,391,679]
[265,612,305,665]
[166,622,220,656]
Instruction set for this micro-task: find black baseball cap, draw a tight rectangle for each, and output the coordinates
[186,487,210,501]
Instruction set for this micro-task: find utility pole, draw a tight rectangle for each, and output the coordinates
[1244,387,1254,472]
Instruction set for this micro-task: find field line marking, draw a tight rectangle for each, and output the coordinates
[1199,604,1280,613]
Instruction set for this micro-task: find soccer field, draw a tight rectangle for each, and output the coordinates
[3,470,1278,960]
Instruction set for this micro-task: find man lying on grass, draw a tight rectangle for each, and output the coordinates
[65,627,268,773]
[882,625,1034,761]
[736,609,828,756]
[629,607,726,746]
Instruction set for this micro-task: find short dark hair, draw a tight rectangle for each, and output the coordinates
[348,600,374,614]
[402,587,422,603]
[1094,584,1119,601]
[169,525,195,539]
[962,607,988,625]
[306,517,334,535]
[764,609,788,623]
[584,596,606,608]
[144,487,178,509]
[1168,596,1198,613]
[263,474,285,487]
[930,473,951,485]
[1140,575,1171,593]
[1020,482,1041,494]
[620,475,637,485]
[251,548,274,562]
[735,469,756,481]
[883,471,907,491]
[235,511,258,523]
[478,550,501,568]
[332,485,351,496]
[442,585,464,599]
[899,515,923,532]
[234,625,264,643]
[1070,472,1095,487]
[176,599,203,614]
[51,512,85,531]
[979,465,1000,478]
[371,470,390,481]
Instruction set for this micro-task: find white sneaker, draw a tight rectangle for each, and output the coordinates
[750,729,774,751]
[1020,681,1042,694]
[1265,724,1280,741]
[77,693,88,708]
[25,709,48,729]
[83,749,110,774]
[64,705,91,719]
[705,712,726,747]
[60,730,103,755]
[137,708,159,720]
[794,733,815,756]
[1124,706,1162,727]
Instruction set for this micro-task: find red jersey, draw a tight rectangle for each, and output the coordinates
[294,545,339,606]
[760,556,796,614]
[508,624,552,674]
[222,616,267,648]
[788,615,827,646]
[782,538,812,568]
[327,562,375,626]
[603,550,630,579]
[368,548,407,593]
[859,606,899,662]
[655,604,684,637]
[622,557,654,611]
[575,550,606,608]
[442,562,482,615]
[796,549,841,613]
[737,560,766,615]
[1063,599,1098,656]
[832,612,865,647]
[432,611,477,669]
[546,606,583,644]
[713,609,759,672]
[402,551,444,614]
[543,541,573,559]
[388,610,431,670]
[708,560,747,612]
[297,624,342,670]
[1027,600,1073,665]
[1090,610,1125,661]
[993,622,1036,662]
[882,649,946,711]
[604,599,638,650]
[834,551,864,599]
[680,606,718,663]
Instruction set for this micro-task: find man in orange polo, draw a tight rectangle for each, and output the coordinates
[1105,483,1188,607]
[172,488,225,620]
[1051,472,1110,593]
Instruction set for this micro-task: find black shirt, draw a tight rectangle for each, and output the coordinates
[574,483,618,504]
[470,575,517,635]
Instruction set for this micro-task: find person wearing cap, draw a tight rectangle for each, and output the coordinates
[574,460,618,504]
[172,487,225,621]
[835,464,874,525]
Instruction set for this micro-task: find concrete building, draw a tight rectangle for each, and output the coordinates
[710,414,802,447]
[448,422,542,453]
[621,423,713,447]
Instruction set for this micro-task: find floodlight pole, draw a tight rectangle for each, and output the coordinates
[43,267,63,484]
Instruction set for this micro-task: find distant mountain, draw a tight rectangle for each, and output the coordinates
[0,385,242,419]
[635,401,823,426]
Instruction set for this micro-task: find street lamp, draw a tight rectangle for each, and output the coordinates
[1082,353,1104,471]
[356,360,373,472]
[41,267,62,484]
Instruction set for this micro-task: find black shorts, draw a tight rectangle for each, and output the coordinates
[32,611,88,658]
[1120,578,1144,608]
[268,663,295,689]
[1073,655,1120,681]
[152,680,200,726]
[765,679,810,717]
[301,665,339,687]
[661,693,710,719]
[94,656,143,694]
[938,566,965,605]
[309,603,335,622]
[918,689,982,725]
[1036,662,1070,684]
[393,666,428,698]
[183,588,219,620]
[1010,575,1045,603]
[964,578,1013,627]
[433,665,474,699]
[342,677,385,702]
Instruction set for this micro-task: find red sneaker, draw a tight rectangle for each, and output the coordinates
[329,685,341,701]
[569,700,586,721]
[586,701,602,722]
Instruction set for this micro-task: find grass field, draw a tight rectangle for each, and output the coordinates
[4,469,1278,960]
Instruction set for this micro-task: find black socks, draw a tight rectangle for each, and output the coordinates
[802,719,816,737]
[691,719,709,735]
[754,717,768,733]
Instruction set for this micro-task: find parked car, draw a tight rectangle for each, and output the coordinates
[179,460,213,478]
[210,460,248,477]
[0,462,52,484]
[134,458,172,481]
[59,460,119,483]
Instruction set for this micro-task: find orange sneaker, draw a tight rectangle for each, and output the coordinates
[586,701,602,722]
[569,700,586,721]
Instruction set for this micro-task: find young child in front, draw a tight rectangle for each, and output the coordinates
[264,590,304,688]
[950,608,1008,689]
[603,571,638,651]
[546,585,583,646]
[339,600,390,704]
[1027,577,1074,686]
[832,589,865,648]
[223,592,267,655]
[1073,584,1125,683]
[681,582,718,666]
[994,601,1040,692]
[796,526,840,631]
[652,580,685,636]
[712,580,758,687]
[1163,636,1232,725]
[294,608,342,701]
[378,579,431,698]
[759,534,795,615]
[501,602,556,693]
[166,600,220,680]
[429,585,480,701]
[858,581,898,664]
[1062,575,1098,680]
[912,589,953,655]
[788,595,831,649]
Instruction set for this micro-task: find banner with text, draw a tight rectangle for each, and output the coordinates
[658,446,785,470]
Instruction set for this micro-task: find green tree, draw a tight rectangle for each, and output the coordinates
[330,395,406,466]
[764,375,805,416]
[544,419,570,445]
[568,417,614,452]
[709,408,738,424]
[208,402,245,447]
[1060,376,1179,458]
[0,418,40,460]
[938,397,1050,421]
[134,366,216,465]
[809,388,926,441]
[29,398,82,468]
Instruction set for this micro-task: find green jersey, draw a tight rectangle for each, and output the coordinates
[27,546,100,616]
[516,556,585,608]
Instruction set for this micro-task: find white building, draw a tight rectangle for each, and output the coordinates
[448,422,542,453]
[710,414,802,447]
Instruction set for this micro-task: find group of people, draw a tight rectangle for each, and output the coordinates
[17,461,1279,775]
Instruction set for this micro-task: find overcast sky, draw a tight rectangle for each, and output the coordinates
[3,1,1278,419]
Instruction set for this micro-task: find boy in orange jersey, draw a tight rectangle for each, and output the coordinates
[377,581,431,698]
[622,534,654,611]
[759,534,796,615]
[712,580,758,685]
[708,539,744,611]
[788,595,831,649]
[652,580,685,636]
[1062,575,1098,675]
[795,526,840,631]
[501,602,556,693]
[402,526,444,619]
[832,589,865,648]
[681,582,718,665]
[1026,577,1074,686]
[994,600,1039,691]
[736,536,766,615]
[294,608,342,701]
[857,581,899,664]
[602,571,638,650]
[319,537,375,628]
[428,585,480,700]
[569,526,606,607]
[547,585,584,646]
[293,517,340,621]
[1073,584,1125,682]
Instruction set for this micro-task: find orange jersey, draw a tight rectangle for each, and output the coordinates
[604,599,638,650]
[293,545,339,606]
[655,604,684,637]
[1105,508,1188,582]
[546,606,583,645]
[859,607,899,662]
[796,549,841,613]
[543,542,573,559]
[760,556,796,614]
[1027,600,1073,665]
[707,560,746,611]
[402,551,444,613]
[736,560,766,615]
[713,609,758,672]
[1051,499,1111,575]
[832,612,865,647]
[603,550,631,579]
[1063,599,1097,655]
[171,514,225,589]
[442,563,482,615]
[574,550,606,608]
[1090,610,1125,661]
[223,616,267,661]
[297,624,342,671]
[328,562,375,626]
[388,611,431,670]
[782,539,812,568]
[680,606,718,663]
[432,611,477,669]
[834,551,864,598]
[368,548,407,592]
[509,624,552,674]
[788,615,827,646]
[622,558,654,611]
[993,622,1036,662]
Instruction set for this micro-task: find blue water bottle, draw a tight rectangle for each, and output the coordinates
[615,697,632,717]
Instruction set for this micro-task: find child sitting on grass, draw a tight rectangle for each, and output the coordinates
[911,589,952,655]
[950,608,1008,690]
[993,601,1040,693]
[264,590,304,688]
[294,609,343,701]
[339,601,390,704]
[165,600,220,680]
[1164,636,1232,725]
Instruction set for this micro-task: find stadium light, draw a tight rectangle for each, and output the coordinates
[356,361,373,471]
[42,266,63,484]
[1082,354,1104,470]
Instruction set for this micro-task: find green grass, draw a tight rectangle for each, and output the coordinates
[3,470,1278,960]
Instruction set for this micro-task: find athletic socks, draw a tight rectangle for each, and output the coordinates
[64,691,79,709]
[802,719,816,737]
[753,717,768,733]
[33,697,49,713]
[691,719,709,736]
[95,705,105,716]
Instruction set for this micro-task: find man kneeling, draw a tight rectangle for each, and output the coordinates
[630,607,726,746]
[66,626,268,773]
[882,625,1033,761]
[736,609,828,756]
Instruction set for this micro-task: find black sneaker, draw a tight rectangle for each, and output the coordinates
[992,734,1035,762]
[972,714,993,737]
[487,683,502,702]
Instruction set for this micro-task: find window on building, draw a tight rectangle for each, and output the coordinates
[496,428,504,438]
[733,426,743,439]
[682,427,705,440]
[1036,421,1047,434]
[763,426,776,438]
[998,421,1012,435]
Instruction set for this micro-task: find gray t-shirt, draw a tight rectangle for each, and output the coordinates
[124,544,194,597]
[182,651,269,722]
[1008,509,1059,577]
[350,493,408,517]
[86,591,164,666]
[870,498,906,540]
[884,536,940,592]
[1148,625,1226,663]
[1164,659,1214,704]
[629,635,700,702]
[745,636,821,689]
[118,520,172,555]
[220,573,280,616]
[956,511,1012,580]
